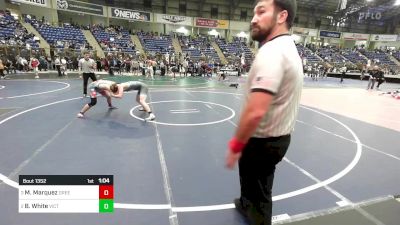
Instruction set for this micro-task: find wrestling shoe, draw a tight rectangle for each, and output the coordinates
[145,114,156,121]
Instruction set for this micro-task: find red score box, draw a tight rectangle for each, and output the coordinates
[99,185,114,199]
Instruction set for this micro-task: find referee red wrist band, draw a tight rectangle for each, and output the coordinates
[229,137,246,153]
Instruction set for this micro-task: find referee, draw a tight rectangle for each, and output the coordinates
[79,52,97,97]
[225,0,303,224]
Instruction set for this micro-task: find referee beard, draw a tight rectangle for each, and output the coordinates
[79,53,97,97]
[225,0,303,224]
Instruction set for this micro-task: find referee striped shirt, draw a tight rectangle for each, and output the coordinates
[79,58,95,73]
[245,35,303,137]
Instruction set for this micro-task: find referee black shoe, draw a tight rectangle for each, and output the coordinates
[234,198,249,219]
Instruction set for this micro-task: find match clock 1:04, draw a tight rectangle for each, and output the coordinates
[98,177,111,184]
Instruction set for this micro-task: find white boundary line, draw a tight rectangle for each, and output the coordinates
[0,85,5,90]
[149,94,179,225]
[170,111,200,114]
[0,173,18,188]
[147,82,209,87]
[6,120,75,182]
[172,204,235,212]
[362,144,400,161]
[170,109,198,112]
[271,106,362,201]
[0,97,81,188]
[0,97,80,126]
[0,91,379,213]
[187,90,242,96]
[283,158,385,225]
[273,196,393,225]
[130,79,210,88]
[151,86,213,92]
[129,100,235,126]
[1,81,70,99]
[130,91,363,212]
[114,203,171,210]
[297,120,400,162]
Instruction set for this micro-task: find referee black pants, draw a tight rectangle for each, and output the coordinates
[238,135,291,225]
[56,65,61,77]
[83,73,97,95]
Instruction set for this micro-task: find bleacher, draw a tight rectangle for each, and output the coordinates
[363,50,398,69]
[296,45,321,64]
[0,12,38,48]
[137,32,174,55]
[393,51,400,61]
[317,47,349,65]
[179,36,220,63]
[216,38,253,63]
[25,16,88,51]
[183,48,202,62]
[91,25,135,54]
[341,49,367,64]
[232,38,253,62]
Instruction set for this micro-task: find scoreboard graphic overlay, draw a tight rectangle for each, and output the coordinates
[18,175,113,213]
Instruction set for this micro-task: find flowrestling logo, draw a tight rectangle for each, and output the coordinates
[111,8,150,21]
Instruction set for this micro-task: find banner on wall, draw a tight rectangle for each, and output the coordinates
[342,33,369,40]
[110,7,151,22]
[56,0,104,16]
[369,34,398,42]
[292,27,317,36]
[155,14,192,26]
[10,0,49,7]
[195,18,229,29]
[229,21,250,31]
[319,30,341,39]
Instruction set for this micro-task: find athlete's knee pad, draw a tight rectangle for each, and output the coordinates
[88,98,97,107]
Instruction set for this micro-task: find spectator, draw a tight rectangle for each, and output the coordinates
[54,56,62,76]
[0,58,5,79]
[367,66,379,90]
[30,57,40,79]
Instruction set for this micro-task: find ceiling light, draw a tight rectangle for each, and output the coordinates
[237,31,248,38]
[208,29,219,36]
[176,27,188,35]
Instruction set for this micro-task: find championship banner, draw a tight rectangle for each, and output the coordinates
[155,13,192,26]
[369,34,398,42]
[56,0,104,16]
[110,7,151,22]
[342,33,369,40]
[292,27,317,36]
[10,0,49,8]
[319,30,341,39]
[195,18,229,29]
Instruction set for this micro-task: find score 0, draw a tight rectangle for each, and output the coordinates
[99,184,113,213]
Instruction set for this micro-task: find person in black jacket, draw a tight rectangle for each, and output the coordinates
[376,69,385,90]
[367,66,378,90]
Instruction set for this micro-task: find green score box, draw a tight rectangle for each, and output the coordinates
[99,199,114,213]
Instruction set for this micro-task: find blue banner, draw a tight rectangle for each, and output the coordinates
[319,31,341,39]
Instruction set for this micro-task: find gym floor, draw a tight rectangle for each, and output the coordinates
[0,74,399,225]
